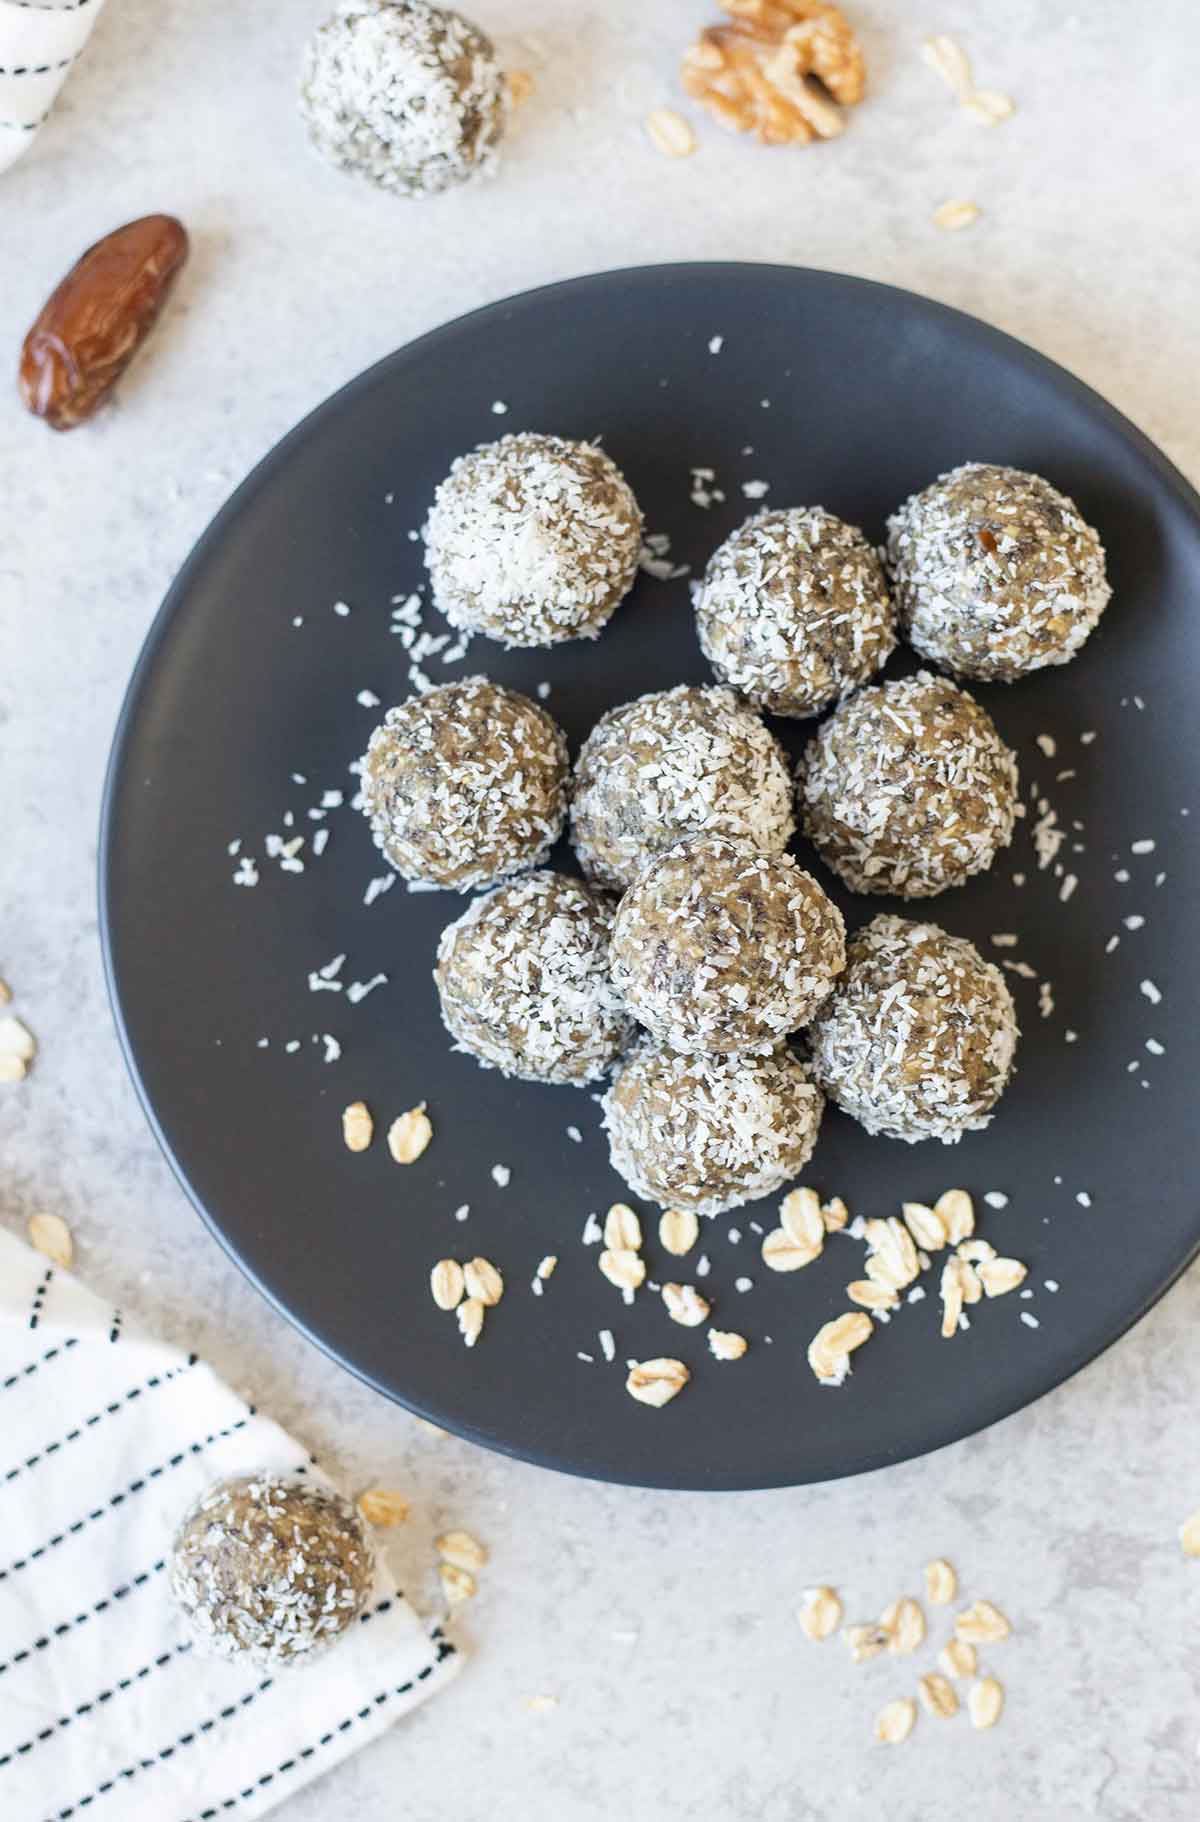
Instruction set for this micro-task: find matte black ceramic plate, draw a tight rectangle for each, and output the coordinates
[101,264,1200,1489]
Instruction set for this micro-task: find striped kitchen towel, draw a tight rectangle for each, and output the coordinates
[0,0,108,174]
[0,1225,461,1822]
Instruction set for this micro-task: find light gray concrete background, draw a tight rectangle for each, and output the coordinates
[2,2,1199,1817]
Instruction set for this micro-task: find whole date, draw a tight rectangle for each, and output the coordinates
[19,214,189,431]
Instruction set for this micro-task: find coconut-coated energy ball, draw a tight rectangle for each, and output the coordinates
[693,507,897,717]
[433,870,633,1084]
[424,433,643,647]
[170,1473,375,1666]
[359,676,568,890]
[603,1042,824,1217]
[807,914,1019,1145]
[569,684,795,893]
[886,463,1111,681]
[299,1,507,199]
[610,835,845,1055]
[798,671,1019,899]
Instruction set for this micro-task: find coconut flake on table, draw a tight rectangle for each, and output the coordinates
[491,1163,511,1188]
[1146,1038,1165,1055]
[363,875,395,906]
[233,856,259,887]
[321,1034,341,1063]
[1035,733,1057,758]
[491,400,508,415]
[741,479,770,500]
[582,1212,602,1245]
[690,467,725,509]
[356,690,381,708]
[313,827,330,856]
[333,600,352,617]
[454,1204,470,1222]
[984,1191,1009,1209]
[345,973,387,1003]
[1076,1190,1093,1208]
[1131,839,1156,855]
[1140,978,1163,1005]
[566,1125,583,1143]
[708,334,724,353]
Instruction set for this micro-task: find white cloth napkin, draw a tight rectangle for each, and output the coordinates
[0,1226,460,1822]
[0,0,108,174]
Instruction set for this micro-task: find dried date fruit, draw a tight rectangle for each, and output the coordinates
[19,214,189,431]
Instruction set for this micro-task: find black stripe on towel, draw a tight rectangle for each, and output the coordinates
[2,1336,79,1392]
[27,1267,53,1330]
[50,1678,274,1819]
[3,1357,198,1484]
[0,1642,192,1768]
[0,1558,168,1678]
[0,1412,253,1583]
[180,1636,458,1822]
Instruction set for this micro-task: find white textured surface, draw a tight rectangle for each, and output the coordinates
[2,2,1199,1816]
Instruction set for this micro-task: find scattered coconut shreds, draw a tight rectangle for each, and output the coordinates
[566,1124,583,1143]
[799,1586,842,1641]
[357,1488,410,1527]
[582,1212,602,1246]
[625,1357,689,1407]
[598,1328,616,1363]
[491,1163,511,1188]
[708,334,724,353]
[388,1105,432,1164]
[1076,1190,1093,1209]
[27,1212,73,1269]
[536,1255,557,1281]
[1140,978,1163,1006]
[346,973,387,1004]
[983,1191,1009,1209]
[874,1698,916,1746]
[363,874,395,906]
[491,400,508,415]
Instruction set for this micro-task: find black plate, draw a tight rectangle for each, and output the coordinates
[100,264,1200,1490]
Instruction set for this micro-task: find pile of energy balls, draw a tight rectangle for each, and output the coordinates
[358,432,1111,1219]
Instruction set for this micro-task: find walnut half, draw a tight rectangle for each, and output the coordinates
[682,0,866,146]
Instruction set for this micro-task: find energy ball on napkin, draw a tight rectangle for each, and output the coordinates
[570,684,794,893]
[603,1042,824,1217]
[170,1473,375,1666]
[423,432,643,647]
[434,870,633,1084]
[886,463,1111,681]
[807,913,1019,1145]
[798,670,1019,899]
[360,676,568,890]
[299,0,507,198]
[693,507,896,717]
[610,834,845,1055]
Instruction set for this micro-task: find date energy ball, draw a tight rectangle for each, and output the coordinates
[170,1473,375,1666]
[610,834,846,1055]
[434,870,633,1083]
[798,670,1019,899]
[570,684,795,893]
[360,676,568,889]
[886,463,1111,681]
[807,914,1019,1145]
[299,1,507,199]
[424,433,643,647]
[603,1042,824,1217]
[693,507,897,717]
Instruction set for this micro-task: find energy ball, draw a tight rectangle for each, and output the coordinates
[434,870,633,1084]
[603,1042,824,1217]
[693,507,897,717]
[807,914,1019,1145]
[170,1472,375,1666]
[570,684,795,893]
[610,835,845,1055]
[886,463,1111,681]
[360,676,568,890]
[424,433,643,647]
[798,670,1019,899]
[299,1,507,199]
